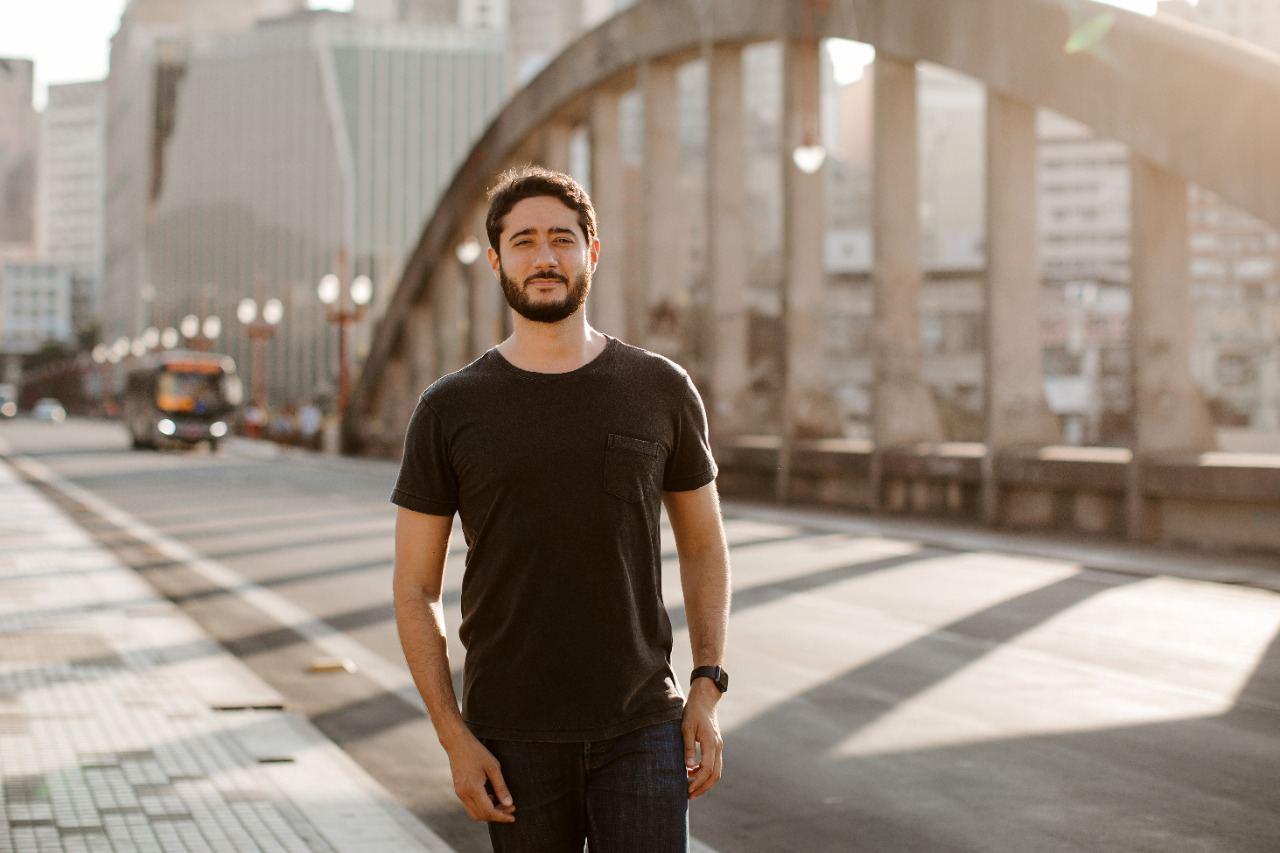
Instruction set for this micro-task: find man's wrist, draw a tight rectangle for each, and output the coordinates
[434,716,474,751]
[688,678,723,703]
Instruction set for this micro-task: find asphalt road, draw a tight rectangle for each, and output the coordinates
[3,416,1279,852]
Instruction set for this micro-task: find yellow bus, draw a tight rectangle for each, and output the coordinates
[123,350,243,451]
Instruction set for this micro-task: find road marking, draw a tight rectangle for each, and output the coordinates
[2,437,723,853]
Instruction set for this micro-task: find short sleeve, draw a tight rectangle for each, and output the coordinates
[391,397,459,516]
[662,371,719,492]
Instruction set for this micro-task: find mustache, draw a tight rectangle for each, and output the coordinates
[524,271,568,285]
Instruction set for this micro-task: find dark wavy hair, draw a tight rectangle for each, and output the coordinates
[485,165,598,255]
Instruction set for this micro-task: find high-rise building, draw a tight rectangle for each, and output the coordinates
[357,0,589,88]
[38,81,106,336]
[1160,0,1280,441]
[143,10,505,406]
[102,0,306,347]
[121,0,304,29]
[0,58,38,253]
[0,263,74,354]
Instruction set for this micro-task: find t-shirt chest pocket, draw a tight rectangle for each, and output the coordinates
[604,433,663,503]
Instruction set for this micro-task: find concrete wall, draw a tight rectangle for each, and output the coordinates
[715,438,1280,555]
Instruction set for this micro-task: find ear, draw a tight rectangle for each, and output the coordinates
[487,246,501,279]
[588,237,601,271]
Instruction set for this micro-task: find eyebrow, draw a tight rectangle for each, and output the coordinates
[506,226,579,243]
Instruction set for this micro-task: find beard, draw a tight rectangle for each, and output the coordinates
[499,263,591,324]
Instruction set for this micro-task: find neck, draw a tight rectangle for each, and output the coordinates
[498,310,607,373]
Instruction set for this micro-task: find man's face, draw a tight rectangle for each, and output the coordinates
[489,195,598,324]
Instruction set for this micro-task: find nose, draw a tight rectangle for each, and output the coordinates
[532,239,559,269]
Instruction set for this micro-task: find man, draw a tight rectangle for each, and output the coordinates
[391,165,731,852]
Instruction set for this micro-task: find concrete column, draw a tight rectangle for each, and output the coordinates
[871,54,943,505]
[540,121,574,174]
[1128,157,1216,538]
[706,40,752,438]
[467,208,503,356]
[383,355,410,441]
[589,88,630,338]
[406,299,437,393]
[982,91,1060,523]
[778,40,841,500]
[435,260,468,374]
[642,59,682,354]
[706,43,751,437]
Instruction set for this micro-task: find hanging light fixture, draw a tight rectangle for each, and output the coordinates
[456,237,482,265]
[792,3,828,175]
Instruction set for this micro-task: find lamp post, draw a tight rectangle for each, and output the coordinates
[318,270,372,414]
[180,313,222,352]
[91,345,109,412]
[236,296,283,411]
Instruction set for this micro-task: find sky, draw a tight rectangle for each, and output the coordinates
[0,0,1185,111]
[0,0,353,108]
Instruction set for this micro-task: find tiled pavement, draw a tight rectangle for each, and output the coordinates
[0,454,452,853]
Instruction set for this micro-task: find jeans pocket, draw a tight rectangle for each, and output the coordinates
[604,434,662,503]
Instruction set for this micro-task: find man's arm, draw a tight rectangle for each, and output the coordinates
[392,507,516,823]
[663,482,731,799]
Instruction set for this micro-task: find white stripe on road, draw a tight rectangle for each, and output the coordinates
[1,437,722,853]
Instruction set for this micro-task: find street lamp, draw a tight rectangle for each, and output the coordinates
[91,345,109,408]
[237,296,283,418]
[180,313,221,351]
[202,315,222,342]
[319,271,373,413]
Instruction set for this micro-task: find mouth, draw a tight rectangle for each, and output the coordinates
[526,278,565,288]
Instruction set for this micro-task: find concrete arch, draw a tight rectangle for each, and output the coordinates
[352,0,1280,428]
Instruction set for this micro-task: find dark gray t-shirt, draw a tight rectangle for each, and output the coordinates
[391,335,718,741]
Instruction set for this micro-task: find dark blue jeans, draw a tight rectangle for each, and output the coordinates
[478,719,689,852]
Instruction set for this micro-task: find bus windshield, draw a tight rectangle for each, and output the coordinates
[156,371,228,415]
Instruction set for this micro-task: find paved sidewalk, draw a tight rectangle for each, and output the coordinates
[0,456,453,853]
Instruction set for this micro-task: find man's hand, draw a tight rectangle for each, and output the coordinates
[443,730,516,823]
[682,679,724,799]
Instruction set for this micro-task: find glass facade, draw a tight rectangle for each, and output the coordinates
[144,15,504,407]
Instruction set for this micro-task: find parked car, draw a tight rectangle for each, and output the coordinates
[32,398,66,423]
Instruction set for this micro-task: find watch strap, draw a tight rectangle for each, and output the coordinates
[690,665,729,693]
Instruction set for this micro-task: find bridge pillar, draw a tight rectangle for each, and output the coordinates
[777,39,841,501]
[435,259,469,374]
[540,121,574,174]
[982,91,1060,524]
[871,54,943,508]
[706,43,751,438]
[1128,157,1216,539]
[642,59,683,355]
[466,208,503,356]
[406,299,437,394]
[588,87,631,340]
[384,354,411,445]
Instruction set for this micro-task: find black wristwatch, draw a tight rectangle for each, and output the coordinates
[690,665,729,694]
